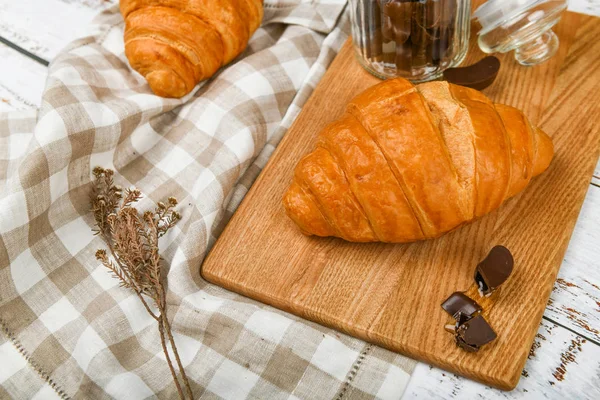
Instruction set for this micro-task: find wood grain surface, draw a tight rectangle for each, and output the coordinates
[202,10,600,391]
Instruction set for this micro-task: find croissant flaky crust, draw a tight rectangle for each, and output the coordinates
[283,78,554,243]
[120,0,264,98]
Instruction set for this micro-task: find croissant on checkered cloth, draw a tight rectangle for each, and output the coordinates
[283,78,554,243]
[120,0,264,98]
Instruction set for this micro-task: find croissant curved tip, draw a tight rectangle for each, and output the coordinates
[146,70,190,99]
[533,127,554,177]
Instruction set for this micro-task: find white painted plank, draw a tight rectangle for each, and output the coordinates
[403,320,600,399]
[569,0,600,17]
[0,0,117,61]
[0,43,47,111]
[546,184,600,342]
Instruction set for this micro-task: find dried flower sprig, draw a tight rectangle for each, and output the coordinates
[90,167,192,400]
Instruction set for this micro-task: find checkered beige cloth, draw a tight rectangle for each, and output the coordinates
[0,1,417,399]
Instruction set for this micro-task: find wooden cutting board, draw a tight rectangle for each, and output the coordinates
[202,6,600,390]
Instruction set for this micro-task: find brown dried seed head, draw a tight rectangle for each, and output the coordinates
[93,166,105,176]
[168,197,178,206]
[158,201,166,209]
[95,249,107,260]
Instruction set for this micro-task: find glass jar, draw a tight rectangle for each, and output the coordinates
[473,0,568,66]
[349,0,471,82]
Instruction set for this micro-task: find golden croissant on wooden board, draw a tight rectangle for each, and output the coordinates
[120,0,264,98]
[283,78,554,243]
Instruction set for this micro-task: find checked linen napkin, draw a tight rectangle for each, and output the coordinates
[0,1,416,399]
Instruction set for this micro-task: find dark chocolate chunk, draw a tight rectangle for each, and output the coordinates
[425,0,442,28]
[384,0,412,21]
[456,336,480,352]
[395,39,413,71]
[374,0,459,73]
[364,0,383,59]
[367,28,384,60]
[434,26,452,64]
[382,15,395,42]
[410,2,428,69]
[443,56,501,91]
[382,1,412,44]
[383,40,397,65]
[441,292,482,320]
[454,311,471,327]
[457,314,497,347]
[474,245,514,296]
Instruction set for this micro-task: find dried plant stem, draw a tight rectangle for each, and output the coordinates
[158,318,185,400]
[91,167,190,399]
[159,290,193,399]
[103,233,186,397]
[105,238,159,320]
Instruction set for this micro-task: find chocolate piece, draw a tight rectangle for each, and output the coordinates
[383,40,397,65]
[395,39,412,71]
[382,15,395,42]
[474,245,514,296]
[367,28,384,60]
[456,336,480,352]
[440,244,509,353]
[434,26,452,64]
[443,56,501,91]
[436,0,456,64]
[454,311,472,327]
[384,0,412,21]
[457,314,498,347]
[410,1,428,69]
[440,0,457,25]
[382,1,411,44]
[374,0,459,73]
[441,292,482,320]
[382,16,411,44]
[365,1,383,59]
[425,0,442,28]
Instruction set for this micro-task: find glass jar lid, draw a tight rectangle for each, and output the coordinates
[473,0,568,66]
[474,0,540,32]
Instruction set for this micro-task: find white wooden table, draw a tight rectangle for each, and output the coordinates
[1,1,599,398]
